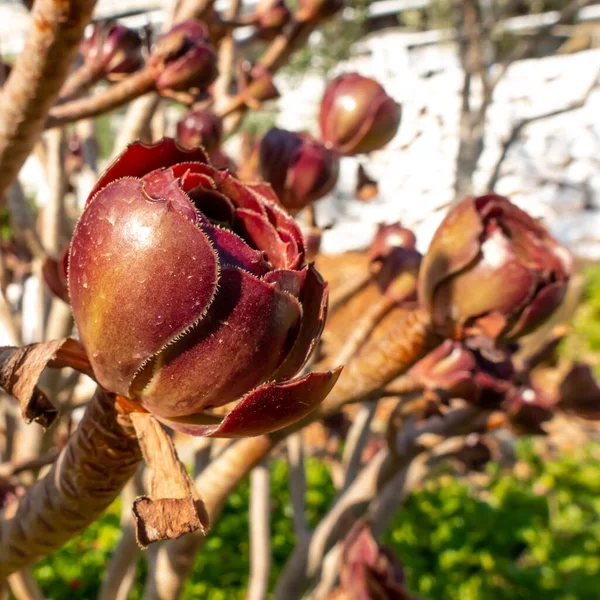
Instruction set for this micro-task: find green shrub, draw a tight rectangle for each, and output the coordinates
[32,442,600,599]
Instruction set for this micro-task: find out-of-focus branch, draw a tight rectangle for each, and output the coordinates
[43,129,67,257]
[287,433,309,539]
[98,468,145,600]
[0,0,97,198]
[274,406,488,599]
[176,0,217,22]
[47,69,156,129]
[0,389,142,578]
[7,570,44,600]
[340,403,377,492]
[6,183,46,260]
[247,462,272,600]
[486,66,600,191]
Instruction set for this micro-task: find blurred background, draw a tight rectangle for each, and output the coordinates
[2,0,600,598]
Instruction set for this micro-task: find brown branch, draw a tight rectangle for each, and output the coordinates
[46,69,156,130]
[0,0,97,198]
[0,389,141,578]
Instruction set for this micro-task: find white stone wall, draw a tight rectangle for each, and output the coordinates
[273,32,600,258]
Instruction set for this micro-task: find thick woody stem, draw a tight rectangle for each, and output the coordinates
[46,69,156,129]
[320,306,435,414]
[0,389,142,578]
[0,0,97,198]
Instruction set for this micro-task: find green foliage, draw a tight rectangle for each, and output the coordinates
[32,443,600,599]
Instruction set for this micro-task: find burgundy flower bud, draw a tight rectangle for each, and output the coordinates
[374,247,421,305]
[150,20,218,93]
[369,222,417,264]
[296,0,344,23]
[336,520,412,600]
[68,139,340,438]
[0,61,11,87]
[80,20,143,78]
[42,245,70,304]
[176,110,223,153]
[419,194,572,342]
[259,128,339,213]
[319,73,401,156]
[410,340,514,406]
[451,434,493,471]
[237,136,262,182]
[209,149,237,172]
[238,63,280,108]
[503,387,554,435]
[557,363,600,420]
[254,0,291,39]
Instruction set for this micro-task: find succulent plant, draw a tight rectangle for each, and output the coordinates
[253,0,291,39]
[176,110,223,153]
[419,194,572,342]
[150,20,218,93]
[331,520,413,600]
[319,73,401,156]
[259,128,339,213]
[80,20,144,78]
[410,339,515,406]
[68,139,340,437]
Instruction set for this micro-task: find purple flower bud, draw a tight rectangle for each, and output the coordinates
[557,363,600,420]
[80,20,143,78]
[419,194,572,342]
[254,0,291,39]
[68,139,340,438]
[176,110,223,153]
[319,73,401,156]
[150,20,218,93]
[259,128,339,213]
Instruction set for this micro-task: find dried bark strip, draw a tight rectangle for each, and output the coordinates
[130,412,209,548]
[0,338,92,428]
[0,0,97,197]
[0,389,142,578]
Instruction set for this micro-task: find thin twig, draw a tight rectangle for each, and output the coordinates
[287,433,310,539]
[486,66,600,191]
[340,403,377,492]
[247,462,272,600]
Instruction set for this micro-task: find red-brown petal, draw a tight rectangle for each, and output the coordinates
[263,267,307,297]
[156,368,342,437]
[272,264,328,380]
[203,223,271,276]
[135,266,302,416]
[69,178,219,395]
[236,208,289,269]
[90,139,209,199]
[142,168,200,224]
[418,197,484,316]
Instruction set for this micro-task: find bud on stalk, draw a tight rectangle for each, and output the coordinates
[259,128,339,213]
[319,73,401,156]
[418,194,572,342]
[176,110,223,153]
[68,139,340,438]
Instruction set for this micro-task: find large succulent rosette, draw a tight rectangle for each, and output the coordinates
[68,139,340,437]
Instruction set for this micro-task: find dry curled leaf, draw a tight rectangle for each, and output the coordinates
[0,338,92,428]
[130,412,209,548]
